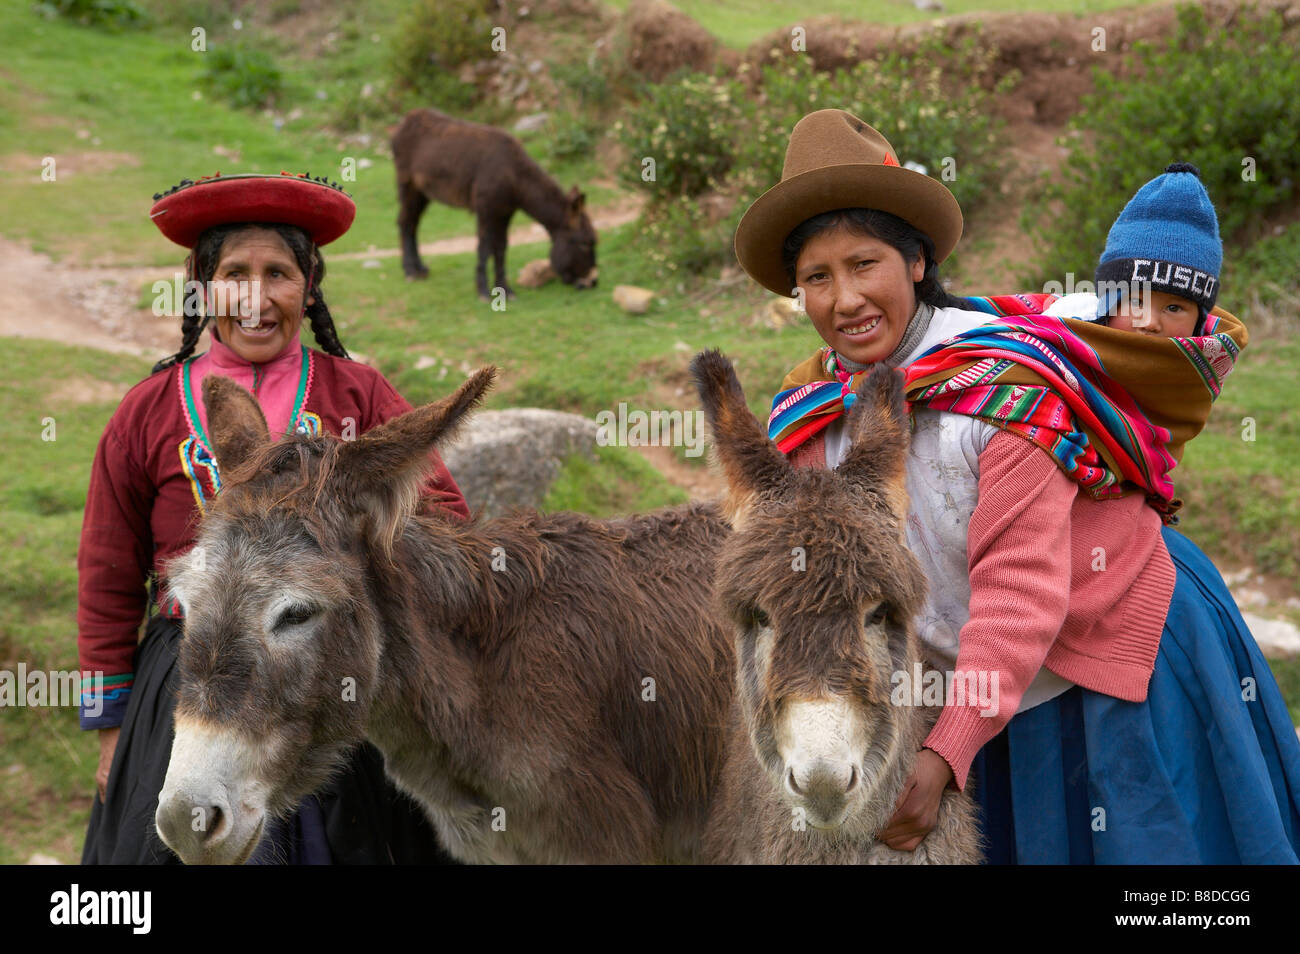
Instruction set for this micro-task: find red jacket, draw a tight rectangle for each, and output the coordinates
[76,345,468,728]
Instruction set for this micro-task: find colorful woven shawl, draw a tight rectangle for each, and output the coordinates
[768,295,1248,517]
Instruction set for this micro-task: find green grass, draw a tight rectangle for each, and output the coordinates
[0,338,152,865]
[319,226,821,419]
[543,446,688,515]
[1273,658,1300,727]
[1176,330,1300,579]
[604,0,1165,48]
[0,0,614,265]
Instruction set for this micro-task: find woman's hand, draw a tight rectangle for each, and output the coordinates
[877,748,954,851]
[96,727,121,803]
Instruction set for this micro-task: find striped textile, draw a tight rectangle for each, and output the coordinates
[767,295,1244,518]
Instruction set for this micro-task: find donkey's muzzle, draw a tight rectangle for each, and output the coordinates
[155,786,263,865]
[155,717,272,864]
[787,759,859,827]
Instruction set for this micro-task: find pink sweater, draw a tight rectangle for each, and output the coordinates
[792,428,1177,790]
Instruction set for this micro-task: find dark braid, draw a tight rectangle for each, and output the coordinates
[149,222,351,376]
[301,246,350,361]
[150,251,212,375]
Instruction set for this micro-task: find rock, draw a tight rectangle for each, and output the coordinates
[1234,589,1270,610]
[914,0,944,10]
[513,112,550,133]
[1241,612,1300,660]
[439,409,599,519]
[27,853,61,865]
[517,258,556,288]
[765,295,804,328]
[413,355,439,371]
[613,285,655,314]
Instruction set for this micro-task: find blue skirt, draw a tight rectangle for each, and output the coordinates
[970,527,1300,864]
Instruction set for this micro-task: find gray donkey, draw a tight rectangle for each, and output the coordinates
[691,351,982,864]
[155,368,734,865]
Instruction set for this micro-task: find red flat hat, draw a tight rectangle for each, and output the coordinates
[149,172,356,248]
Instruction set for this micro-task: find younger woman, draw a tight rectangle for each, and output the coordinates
[747,109,1300,862]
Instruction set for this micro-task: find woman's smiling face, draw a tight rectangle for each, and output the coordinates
[794,224,925,366]
[207,227,313,363]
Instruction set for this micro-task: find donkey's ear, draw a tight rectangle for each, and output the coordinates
[836,365,910,509]
[333,366,496,559]
[690,350,789,521]
[202,375,271,476]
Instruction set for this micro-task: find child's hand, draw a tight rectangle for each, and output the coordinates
[877,748,953,851]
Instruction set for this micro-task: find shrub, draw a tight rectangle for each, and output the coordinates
[617,41,1010,280]
[543,109,602,163]
[1226,222,1300,308]
[33,0,147,29]
[616,71,749,200]
[1019,3,1300,288]
[200,42,283,109]
[389,0,491,111]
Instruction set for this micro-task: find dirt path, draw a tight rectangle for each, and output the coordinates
[0,238,177,356]
[332,197,643,262]
[0,198,644,358]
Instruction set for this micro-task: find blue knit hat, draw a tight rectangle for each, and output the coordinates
[1095,162,1222,330]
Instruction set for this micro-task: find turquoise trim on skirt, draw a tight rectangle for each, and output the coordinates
[970,527,1300,864]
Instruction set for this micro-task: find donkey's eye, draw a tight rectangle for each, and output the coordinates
[275,604,317,630]
[866,604,888,627]
[749,608,771,630]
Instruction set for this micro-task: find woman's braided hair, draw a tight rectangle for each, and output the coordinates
[151,222,350,375]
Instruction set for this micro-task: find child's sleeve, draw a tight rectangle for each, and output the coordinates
[921,429,1078,790]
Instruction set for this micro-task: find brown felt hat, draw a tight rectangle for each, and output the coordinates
[734,109,964,297]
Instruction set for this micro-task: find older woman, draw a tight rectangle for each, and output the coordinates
[734,109,1300,862]
[79,172,467,864]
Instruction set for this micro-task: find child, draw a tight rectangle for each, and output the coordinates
[1048,162,1222,338]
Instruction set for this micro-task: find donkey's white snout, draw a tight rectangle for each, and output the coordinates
[777,697,867,827]
[156,717,272,864]
[155,785,231,857]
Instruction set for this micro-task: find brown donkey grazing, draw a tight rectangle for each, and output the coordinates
[154,369,733,864]
[392,108,598,299]
[691,351,982,863]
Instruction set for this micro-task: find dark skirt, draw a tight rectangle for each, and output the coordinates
[82,614,458,865]
[970,527,1300,864]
